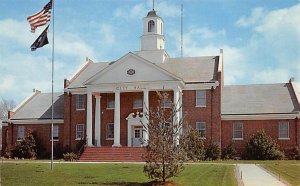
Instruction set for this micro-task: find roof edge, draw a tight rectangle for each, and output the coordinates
[11,89,41,113]
[291,81,300,106]
[68,57,94,83]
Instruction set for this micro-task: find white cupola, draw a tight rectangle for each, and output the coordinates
[136,9,169,63]
[141,10,165,51]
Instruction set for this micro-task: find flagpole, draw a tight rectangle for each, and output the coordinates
[50,0,55,170]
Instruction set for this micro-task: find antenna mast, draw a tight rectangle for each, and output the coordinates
[153,0,155,10]
[181,0,183,58]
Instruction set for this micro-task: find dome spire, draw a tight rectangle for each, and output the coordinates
[152,0,155,10]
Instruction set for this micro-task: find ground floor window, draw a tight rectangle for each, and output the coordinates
[196,122,206,138]
[76,124,85,140]
[106,123,114,140]
[17,126,25,141]
[53,125,59,140]
[233,122,243,140]
[279,122,289,139]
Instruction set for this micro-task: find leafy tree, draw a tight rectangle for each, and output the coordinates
[222,142,237,160]
[246,131,284,160]
[143,91,187,182]
[12,132,37,159]
[205,142,221,160]
[180,127,205,161]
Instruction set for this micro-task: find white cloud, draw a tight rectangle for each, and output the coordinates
[98,24,116,46]
[236,7,265,27]
[113,3,147,19]
[253,68,291,83]
[157,1,180,18]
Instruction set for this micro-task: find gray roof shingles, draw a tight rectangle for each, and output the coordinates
[11,92,64,120]
[222,83,300,115]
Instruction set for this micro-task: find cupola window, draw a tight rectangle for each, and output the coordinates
[148,20,155,32]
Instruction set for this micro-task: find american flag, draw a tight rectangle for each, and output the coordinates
[27,0,52,33]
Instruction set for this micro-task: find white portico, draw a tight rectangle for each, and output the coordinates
[82,52,183,147]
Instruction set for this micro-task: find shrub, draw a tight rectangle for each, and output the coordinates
[63,152,78,161]
[180,127,205,161]
[222,142,237,160]
[246,131,284,160]
[289,147,300,160]
[205,142,221,160]
[12,132,37,159]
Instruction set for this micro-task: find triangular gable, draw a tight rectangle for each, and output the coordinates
[84,52,182,85]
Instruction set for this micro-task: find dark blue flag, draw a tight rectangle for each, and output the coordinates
[30,25,49,51]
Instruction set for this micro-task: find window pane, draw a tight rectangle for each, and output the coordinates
[76,95,85,110]
[107,94,115,108]
[233,123,243,139]
[133,99,143,108]
[161,98,172,108]
[106,124,114,139]
[17,126,25,140]
[76,124,84,139]
[53,126,59,139]
[279,122,289,138]
[196,90,206,106]
[196,122,206,138]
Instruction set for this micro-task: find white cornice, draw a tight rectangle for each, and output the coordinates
[8,119,64,124]
[222,113,300,121]
[183,81,219,90]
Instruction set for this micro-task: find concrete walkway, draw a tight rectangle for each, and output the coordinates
[237,164,286,186]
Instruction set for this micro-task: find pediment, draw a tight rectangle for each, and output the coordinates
[84,53,181,85]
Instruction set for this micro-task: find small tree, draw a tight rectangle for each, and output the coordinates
[143,91,187,182]
[205,142,221,160]
[180,127,205,161]
[246,131,284,160]
[222,142,237,160]
[12,132,37,159]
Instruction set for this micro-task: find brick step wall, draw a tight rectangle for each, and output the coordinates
[79,147,147,162]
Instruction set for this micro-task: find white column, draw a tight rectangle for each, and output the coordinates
[113,91,121,147]
[86,92,93,146]
[95,95,101,146]
[143,90,149,145]
[173,88,181,145]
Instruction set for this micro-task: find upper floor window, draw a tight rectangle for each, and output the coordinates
[148,20,155,32]
[76,124,85,140]
[161,98,172,108]
[233,122,243,140]
[17,126,25,141]
[279,122,289,139]
[107,94,115,109]
[196,122,206,138]
[196,90,206,107]
[133,99,143,109]
[76,95,85,110]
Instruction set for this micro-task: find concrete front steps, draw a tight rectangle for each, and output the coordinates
[79,147,147,162]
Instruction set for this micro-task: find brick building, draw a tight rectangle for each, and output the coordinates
[2,8,300,157]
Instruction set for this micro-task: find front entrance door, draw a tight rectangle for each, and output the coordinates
[132,127,143,147]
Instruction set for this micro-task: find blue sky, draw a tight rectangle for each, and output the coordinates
[0,0,299,103]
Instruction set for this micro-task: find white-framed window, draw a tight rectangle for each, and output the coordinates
[196,90,206,107]
[233,122,243,140]
[76,94,85,110]
[161,98,172,108]
[107,94,115,109]
[196,122,206,138]
[148,20,155,32]
[76,124,85,140]
[133,99,143,109]
[279,122,289,139]
[106,123,114,140]
[52,125,59,140]
[17,126,25,141]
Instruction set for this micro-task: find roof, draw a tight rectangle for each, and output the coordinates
[67,62,110,89]
[66,55,219,89]
[147,10,157,17]
[11,92,64,120]
[161,56,219,83]
[222,83,300,115]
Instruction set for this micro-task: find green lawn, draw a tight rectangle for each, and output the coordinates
[0,162,237,186]
[260,161,300,186]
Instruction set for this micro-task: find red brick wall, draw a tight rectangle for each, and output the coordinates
[4,124,63,155]
[221,119,299,153]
